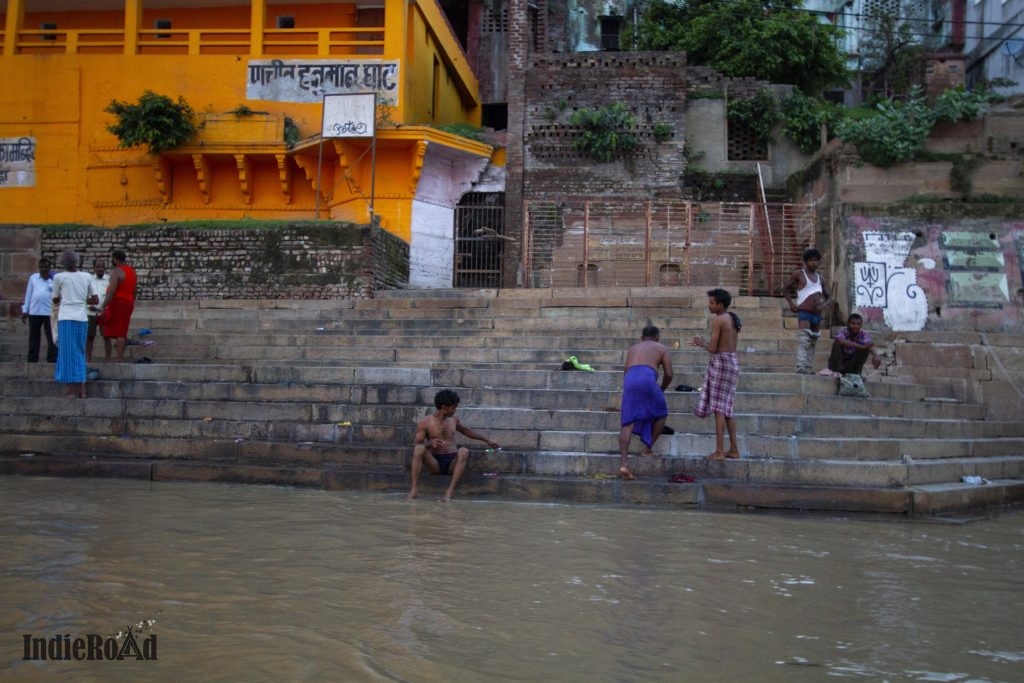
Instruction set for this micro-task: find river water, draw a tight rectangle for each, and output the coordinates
[1,476,1021,683]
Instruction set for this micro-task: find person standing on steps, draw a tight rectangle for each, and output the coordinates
[407,389,500,502]
[783,248,833,374]
[690,289,741,461]
[86,258,111,363]
[99,249,138,363]
[52,250,98,398]
[22,257,58,364]
[618,325,674,480]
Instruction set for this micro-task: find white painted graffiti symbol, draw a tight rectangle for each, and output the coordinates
[330,120,368,136]
[856,262,886,306]
[855,261,922,310]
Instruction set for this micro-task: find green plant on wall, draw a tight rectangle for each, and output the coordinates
[950,154,980,195]
[105,90,197,154]
[652,122,673,143]
[569,103,638,162]
[543,98,569,122]
[780,90,840,155]
[727,89,780,147]
[284,117,300,147]
[435,123,486,142]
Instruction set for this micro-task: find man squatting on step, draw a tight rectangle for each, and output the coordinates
[618,325,674,480]
[407,389,500,502]
[783,248,834,374]
[828,313,881,376]
[690,288,742,461]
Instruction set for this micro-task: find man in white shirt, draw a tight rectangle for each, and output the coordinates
[21,257,57,363]
[87,259,111,363]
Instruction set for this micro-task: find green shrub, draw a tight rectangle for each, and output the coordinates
[780,91,840,155]
[932,87,991,123]
[569,103,638,162]
[652,122,673,143]
[436,123,486,142]
[834,88,933,167]
[105,91,197,154]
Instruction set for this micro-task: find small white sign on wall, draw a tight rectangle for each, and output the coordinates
[322,93,376,139]
[0,137,36,188]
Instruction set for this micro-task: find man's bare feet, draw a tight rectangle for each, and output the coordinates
[440,493,453,502]
[707,451,740,461]
[641,448,654,457]
[619,466,636,480]
[406,491,418,500]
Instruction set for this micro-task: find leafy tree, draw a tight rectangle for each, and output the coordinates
[105,91,196,154]
[626,0,849,95]
[859,9,925,101]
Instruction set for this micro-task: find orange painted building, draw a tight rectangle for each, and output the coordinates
[0,0,500,285]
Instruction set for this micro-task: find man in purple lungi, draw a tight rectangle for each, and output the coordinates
[619,325,674,480]
[690,289,742,461]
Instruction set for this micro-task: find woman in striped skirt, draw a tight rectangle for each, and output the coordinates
[52,250,98,398]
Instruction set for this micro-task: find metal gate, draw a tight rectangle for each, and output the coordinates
[453,192,505,288]
[522,199,816,295]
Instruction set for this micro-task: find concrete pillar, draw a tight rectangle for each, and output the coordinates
[383,0,407,121]
[124,0,141,55]
[3,0,24,56]
[250,0,266,56]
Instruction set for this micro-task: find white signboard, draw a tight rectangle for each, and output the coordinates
[0,137,36,188]
[322,93,376,139]
[247,59,398,103]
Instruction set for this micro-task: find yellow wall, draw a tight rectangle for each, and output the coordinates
[0,1,486,237]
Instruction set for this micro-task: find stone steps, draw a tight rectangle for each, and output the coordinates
[4,361,966,402]
[3,286,1022,517]
[3,452,1021,516]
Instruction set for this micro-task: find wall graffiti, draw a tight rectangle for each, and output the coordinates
[0,137,36,188]
[854,231,928,331]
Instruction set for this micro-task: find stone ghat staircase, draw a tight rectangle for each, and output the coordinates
[1,286,1022,518]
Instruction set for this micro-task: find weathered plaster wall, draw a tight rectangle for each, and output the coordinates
[1,224,409,307]
[409,202,456,288]
[836,209,1024,332]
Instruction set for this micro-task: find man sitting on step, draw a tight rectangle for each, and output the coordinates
[827,313,881,377]
[407,389,500,502]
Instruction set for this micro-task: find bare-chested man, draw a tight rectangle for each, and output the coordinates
[690,288,741,461]
[619,325,674,480]
[407,389,499,502]
[783,248,834,374]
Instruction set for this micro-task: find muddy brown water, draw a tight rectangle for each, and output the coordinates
[1,477,1022,682]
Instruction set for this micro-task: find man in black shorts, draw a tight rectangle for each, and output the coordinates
[407,389,500,502]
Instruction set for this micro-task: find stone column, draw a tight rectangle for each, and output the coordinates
[503,0,529,287]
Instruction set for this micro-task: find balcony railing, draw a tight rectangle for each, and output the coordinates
[1,26,384,56]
